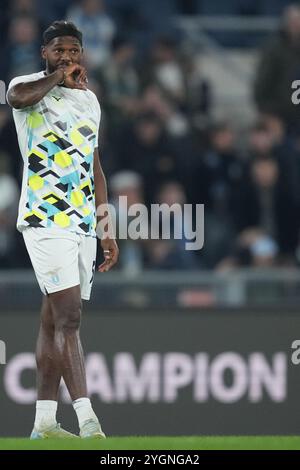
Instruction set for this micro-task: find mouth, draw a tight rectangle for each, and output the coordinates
[57,62,72,68]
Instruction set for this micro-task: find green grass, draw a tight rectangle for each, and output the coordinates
[0,436,300,450]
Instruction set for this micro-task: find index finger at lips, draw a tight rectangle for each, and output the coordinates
[77,65,86,75]
[78,74,88,88]
[77,69,85,80]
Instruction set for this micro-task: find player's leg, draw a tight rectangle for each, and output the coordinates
[23,227,104,437]
[72,234,105,438]
[33,295,61,433]
[23,227,82,438]
[31,294,79,438]
[48,283,105,438]
[47,285,86,400]
[23,228,83,395]
[36,294,61,400]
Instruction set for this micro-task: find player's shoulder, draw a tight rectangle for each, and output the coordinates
[86,88,99,104]
[8,71,45,90]
[86,88,101,114]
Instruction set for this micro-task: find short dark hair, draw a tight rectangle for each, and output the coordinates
[43,20,82,46]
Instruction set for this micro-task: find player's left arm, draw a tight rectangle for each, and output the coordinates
[93,148,119,272]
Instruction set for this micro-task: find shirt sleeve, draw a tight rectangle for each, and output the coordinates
[6,73,41,111]
[92,92,101,147]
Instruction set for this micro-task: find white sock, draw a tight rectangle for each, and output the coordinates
[34,400,57,431]
[73,397,98,429]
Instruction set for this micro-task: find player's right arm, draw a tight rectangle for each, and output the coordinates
[7,65,87,109]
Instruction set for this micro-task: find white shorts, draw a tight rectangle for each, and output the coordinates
[23,227,97,300]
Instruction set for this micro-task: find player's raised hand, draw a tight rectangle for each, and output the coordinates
[98,238,119,272]
[59,64,88,90]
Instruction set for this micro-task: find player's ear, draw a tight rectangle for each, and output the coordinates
[41,46,46,60]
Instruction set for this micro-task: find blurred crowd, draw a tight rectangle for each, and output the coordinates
[1,0,300,272]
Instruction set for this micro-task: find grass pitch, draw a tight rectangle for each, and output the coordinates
[0,436,299,450]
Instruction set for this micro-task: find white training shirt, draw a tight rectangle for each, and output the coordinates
[7,71,101,236]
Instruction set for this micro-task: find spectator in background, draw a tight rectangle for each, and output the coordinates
[140,84,189,138]
[2,0,41,42]
[217,228,280,271]
[95,36,140,127]
[189,123,244,268]
[232,155,299,259]
[193,123,244,215]
[109,170,147,275]
[0,105,24,188]
[0,15,41,82]
[67,0,116,71]
[248,118,300,208]
[116,111,181,206]
[9,0,37,17]
[145,181,199,270]
[181,52,212,130]
[141,36,186,108]
[254,4,300,132]
[247,122,275,160]
[141,36,212,130]
[0,154,19,268]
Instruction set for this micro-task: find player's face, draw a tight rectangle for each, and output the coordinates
[41,36,83,74]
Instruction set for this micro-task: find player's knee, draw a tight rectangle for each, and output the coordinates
[41,309,55,332]
[55,299,82,332]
